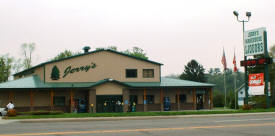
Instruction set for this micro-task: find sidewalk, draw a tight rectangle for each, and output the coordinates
[0,117,17,125]
[7,112,275,123]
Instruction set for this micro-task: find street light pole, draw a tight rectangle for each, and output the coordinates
[233,11,251,105]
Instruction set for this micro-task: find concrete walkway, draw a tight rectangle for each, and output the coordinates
[3,112,275,123]
[0,117,17,125]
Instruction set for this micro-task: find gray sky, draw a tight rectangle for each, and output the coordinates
[1,0,275,76]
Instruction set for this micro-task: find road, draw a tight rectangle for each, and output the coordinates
[1,113,275,136]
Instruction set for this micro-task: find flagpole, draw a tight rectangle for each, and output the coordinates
[224,70,227,109]
[234,72,237,109]
[221,47,227,109]
[233,49,237,110]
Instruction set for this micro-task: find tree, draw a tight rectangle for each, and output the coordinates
[0,54,13,83]
[21,43,35,69]
[96,46,118,51]
[179,59,206,82]
[123,47,148,60]
[165,74,180,79]
[51,65,60,80]
[95,46,149,60]
[268,44,275,106]
[52,50,80,61]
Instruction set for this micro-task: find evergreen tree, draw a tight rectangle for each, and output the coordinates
[51,65,60,80]
[179,59,206,82]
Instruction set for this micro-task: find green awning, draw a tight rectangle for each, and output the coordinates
[0,76,214,89]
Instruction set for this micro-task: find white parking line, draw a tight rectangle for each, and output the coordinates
[214,118,275,123]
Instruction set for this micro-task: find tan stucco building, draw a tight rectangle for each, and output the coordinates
[0,48,214,113]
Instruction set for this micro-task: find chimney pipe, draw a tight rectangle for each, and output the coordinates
[83,46,91,53]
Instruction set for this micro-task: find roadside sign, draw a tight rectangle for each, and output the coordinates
[244,27,266,56]
[248,73,264,86]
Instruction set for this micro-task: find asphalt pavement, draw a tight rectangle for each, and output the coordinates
[1,112,275,136]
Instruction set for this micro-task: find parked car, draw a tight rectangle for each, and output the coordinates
[0,108,7,116]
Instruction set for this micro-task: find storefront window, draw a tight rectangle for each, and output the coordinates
[144,95,154,104]
[53,96,65,106]
[126,69,137,78]
[143,69,154,78]
[130,95,138,104]
[176,94,186,103]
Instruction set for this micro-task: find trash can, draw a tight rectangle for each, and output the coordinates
[164,97,171,111]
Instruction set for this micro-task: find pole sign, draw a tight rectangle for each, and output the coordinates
[244,27,266,56]
[240,57,273,67]
[248,73,264,86]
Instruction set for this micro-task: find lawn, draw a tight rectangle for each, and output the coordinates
[6,108,275,119]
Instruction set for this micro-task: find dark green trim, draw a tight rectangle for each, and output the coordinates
[90,78,131,88]
[14,49,163,77]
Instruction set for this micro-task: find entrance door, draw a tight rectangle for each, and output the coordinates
[196,94,204,110]
[96,95,123,113]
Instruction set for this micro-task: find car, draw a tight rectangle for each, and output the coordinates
[0,108,7,116]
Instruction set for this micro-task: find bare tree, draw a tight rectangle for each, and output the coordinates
[21,43,35,69]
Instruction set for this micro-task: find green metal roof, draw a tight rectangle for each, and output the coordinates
[126,78,215,87]
[14,49,163,76]
[0,76,214,89]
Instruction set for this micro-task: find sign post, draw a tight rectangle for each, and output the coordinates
[241,27,271,108]
[264,31,270,108]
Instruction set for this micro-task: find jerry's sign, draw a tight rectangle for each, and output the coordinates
[63,62,97,78]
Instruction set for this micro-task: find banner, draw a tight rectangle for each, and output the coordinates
[248,73,264,86]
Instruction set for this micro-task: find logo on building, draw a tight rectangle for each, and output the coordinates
[63,62,97,78]
[51,65,60,80]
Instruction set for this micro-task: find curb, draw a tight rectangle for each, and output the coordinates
[16,112,275,123]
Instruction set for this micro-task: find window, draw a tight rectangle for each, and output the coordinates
[130,95,138,104]
[144,95,154,104]
[176,94,186,103]
[53,96,66,106]
[126,69,137,78]
[143,69,154,78]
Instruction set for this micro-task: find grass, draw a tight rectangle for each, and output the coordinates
[6,108,275,120]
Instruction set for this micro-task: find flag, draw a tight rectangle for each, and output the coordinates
[221,48,227,71]
[233,51,238,72]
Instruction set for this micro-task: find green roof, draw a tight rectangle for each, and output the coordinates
[14,49,163,76]
[126,78,215,87]
[0,76,214,89]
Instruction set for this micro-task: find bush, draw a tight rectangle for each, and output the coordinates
[50,111,64,115]
[31,110,50,115]
[213,91,224,107]
[242,104,252,110]
[30,110,64,115]
[251,96,267,109]
[7,109,17,117]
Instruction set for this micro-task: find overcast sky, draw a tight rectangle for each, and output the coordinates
[1,0,275,76]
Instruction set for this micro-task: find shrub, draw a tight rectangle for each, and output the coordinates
[30,110,64,115]
[251,96,267,109]
[242,104,252,110]
[32,110,50,115]
[213,91,224,107]
[7,109,17,117]
[50,111,64,115]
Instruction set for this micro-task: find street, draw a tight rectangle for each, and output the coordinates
[1,113,275,136]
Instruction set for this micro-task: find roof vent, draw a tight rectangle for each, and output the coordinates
[83,46,91,53]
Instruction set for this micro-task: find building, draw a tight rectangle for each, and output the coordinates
[0,48,214,113]
[237,85,245,106]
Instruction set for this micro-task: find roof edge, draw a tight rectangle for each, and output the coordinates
[14,49,163,76]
